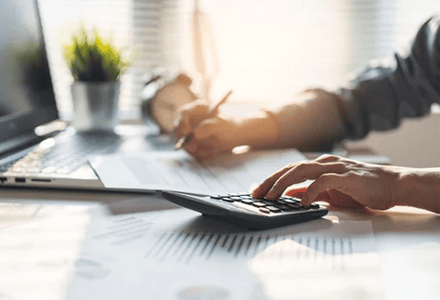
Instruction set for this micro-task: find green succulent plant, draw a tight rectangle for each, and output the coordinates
[63,28,128,82]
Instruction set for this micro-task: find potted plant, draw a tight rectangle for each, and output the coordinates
[63,27,129,131]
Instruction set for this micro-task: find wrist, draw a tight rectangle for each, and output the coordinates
[237,111,280,148]
[395,168,440,213]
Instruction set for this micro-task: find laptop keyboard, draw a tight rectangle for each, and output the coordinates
[0,133,122,176]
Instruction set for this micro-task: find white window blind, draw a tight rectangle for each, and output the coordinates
[38,0,440,118]
[179,0,440,106]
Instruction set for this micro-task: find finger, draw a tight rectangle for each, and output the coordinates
[252,164,299,198]
[178,103,210,133]
[183,139,198,155]
[184,145,211,160]
[285,187,308,197]
[173,115,189,139]
[183,138,220,160]
[172,125,183,140]
[255,161,344,199]
[178,99,209,113]
[175,110,192,136]
[265,162,346,200]
[324,189,365,209]
[316,155,367,169]
[286,184,364,209]
[315,154,342,163]
[286,187,331,202]
[193,118,224,140]
[301,173,356,206]
[194,148,214,160]
[172,112,188,137]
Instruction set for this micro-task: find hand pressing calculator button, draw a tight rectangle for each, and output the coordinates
[161,191,328,230]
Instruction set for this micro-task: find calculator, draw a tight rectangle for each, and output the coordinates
[161,191,328,230]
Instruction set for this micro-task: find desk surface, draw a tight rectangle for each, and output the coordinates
[0,148,439,299]
[1,187,439,300]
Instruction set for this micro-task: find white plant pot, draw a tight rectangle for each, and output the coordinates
[71,81,120,132]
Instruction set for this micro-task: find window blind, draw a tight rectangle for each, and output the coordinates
[179,0,440,106]
[38,0,440,118]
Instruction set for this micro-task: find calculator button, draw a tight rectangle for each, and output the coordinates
[275,204,291,211]
[280,198,297,204]
[286,203,301,209]
[310,203,320,209]
[230,196,242,201]
[259,207,270,214]
[252,201,266,207]
[261,200,275,205]
[221,197,235,202]
[266,206,281,213]
[210,195,223,199]
[240,199,254,204]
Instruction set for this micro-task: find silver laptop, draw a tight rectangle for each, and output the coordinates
[0,0,156,191]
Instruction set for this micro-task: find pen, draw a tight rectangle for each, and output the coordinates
[175,90,233,150]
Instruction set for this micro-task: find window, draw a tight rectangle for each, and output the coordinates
[39,0,178,119]
[180,0,440,105]
[39,0,440,118]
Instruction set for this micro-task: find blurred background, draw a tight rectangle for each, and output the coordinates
[38,0,440,167]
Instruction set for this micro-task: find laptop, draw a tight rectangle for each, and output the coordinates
[0,0,319,196]
[0,0,156,191]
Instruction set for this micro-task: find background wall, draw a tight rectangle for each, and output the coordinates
[347,112,440,167]
[38,0,440,167]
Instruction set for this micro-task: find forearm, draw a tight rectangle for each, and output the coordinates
[265,89,347,151]
[250,17,440,151]
[395,167,440,214]
[237,111,280,148]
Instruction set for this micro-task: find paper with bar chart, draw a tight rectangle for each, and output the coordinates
[132,209,384,300]
[67,207,383,300]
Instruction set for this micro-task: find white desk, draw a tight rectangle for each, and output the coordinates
[0,186,439,300]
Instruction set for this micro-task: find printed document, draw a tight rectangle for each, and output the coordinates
[90,149,309,194]
[68,207,384,300]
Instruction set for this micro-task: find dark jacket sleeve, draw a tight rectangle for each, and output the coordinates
[338,16,440,140]
[269,16,440,150]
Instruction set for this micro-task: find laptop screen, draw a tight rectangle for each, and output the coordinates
[0,0,58,142]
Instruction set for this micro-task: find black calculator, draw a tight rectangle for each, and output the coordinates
[161,191,328,230]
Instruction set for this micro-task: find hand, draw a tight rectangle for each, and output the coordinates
[252,154,403,210]
[173,99,247,159]
[284,187,366,209]
[173,99,279,160]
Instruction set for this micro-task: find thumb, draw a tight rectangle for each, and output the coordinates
[177,101,211,133]
[286,187,329,202]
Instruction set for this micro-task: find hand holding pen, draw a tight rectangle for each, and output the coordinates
[174,90,233,150]
[172,89,280,160]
